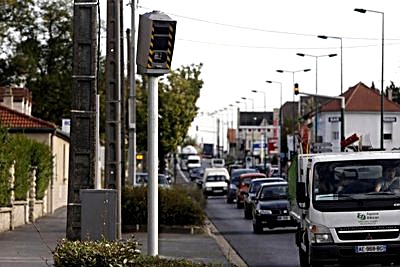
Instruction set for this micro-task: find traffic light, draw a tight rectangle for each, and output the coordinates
[294,83,299,95]
[137,11,176,75]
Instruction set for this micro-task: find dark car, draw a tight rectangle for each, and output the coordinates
[226,168,258,204]
[243,177,285,219]
[251,181,296,233]
[189,166,204,182]
[236,173,267,209]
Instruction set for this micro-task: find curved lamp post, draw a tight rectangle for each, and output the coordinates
[296,53,337,143]
[354,8,385,150]
[266,80,282,175]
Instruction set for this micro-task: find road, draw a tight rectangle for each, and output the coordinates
[204,196,299,267]
[179,166,299,267]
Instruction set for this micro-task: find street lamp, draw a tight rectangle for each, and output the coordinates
[266,80,282,175]
[276,69,311,159]
[236,100,247,111]
[354,8,385,150]
[251,90,266,111]
[296,53,337,143]
[241,97,254,111]
[318,35,345,151]
[317,35,343,94]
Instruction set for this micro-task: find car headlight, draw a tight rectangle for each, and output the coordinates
[205,187,212,191]
[223,186,228,190]
[256,209,272,215]
[309,223,333,244]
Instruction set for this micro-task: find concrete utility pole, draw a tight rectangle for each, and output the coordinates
[105,0,122,239]
[67,0,98,240]
[128,1,137,187]
[120,0,126,189]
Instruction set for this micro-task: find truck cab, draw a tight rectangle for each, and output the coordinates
[290,151,400,266]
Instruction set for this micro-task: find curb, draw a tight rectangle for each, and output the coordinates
[204,217,248,267]
[123,224,205,234]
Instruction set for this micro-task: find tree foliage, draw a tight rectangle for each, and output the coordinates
[2,1,202,174]
[135,64,203,170]
[0,0,73,125]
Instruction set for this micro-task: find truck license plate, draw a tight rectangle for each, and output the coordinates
[213,189,222,193]
[277,216,290,221]
[355,245,386,253]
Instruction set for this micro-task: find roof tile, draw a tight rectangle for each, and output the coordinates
[0,105,55,129]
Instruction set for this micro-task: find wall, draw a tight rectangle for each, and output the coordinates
[319,111,400,151]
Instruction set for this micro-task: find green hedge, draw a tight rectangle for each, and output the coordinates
[53,237,215,267]
[0,128,53,205]
[122,185,206,226]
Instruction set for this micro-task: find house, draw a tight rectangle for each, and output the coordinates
[236,110,279,164]
[305,82,400,152]
[0,86,69,214]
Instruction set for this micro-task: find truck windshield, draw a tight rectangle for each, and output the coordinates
[313,159,400,206]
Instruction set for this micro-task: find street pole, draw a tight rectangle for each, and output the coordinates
[296,53,336,144]
[354,8,385,150]
[128,0,137,187]
[147,76,159,256]
[276,69,311,160]
[265,80,283,175]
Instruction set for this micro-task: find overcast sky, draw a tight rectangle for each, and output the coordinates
[102,1,400,146]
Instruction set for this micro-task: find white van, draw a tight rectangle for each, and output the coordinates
[186,155,201,170]
[202,168,229,198]
[211,158,225,168]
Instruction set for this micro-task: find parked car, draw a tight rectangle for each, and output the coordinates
[236,173,267,209]
[189,166,204,182]
[133,173,171,189]
[202,168,229,198]
[211,158,225,168]
[228,164,242,176]
[187,155,202,170]
[226,168,258,204]
[243,177,285,219]
[251,181,296,233]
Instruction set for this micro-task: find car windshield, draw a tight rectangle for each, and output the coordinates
[259,185,288,200]
[313,159,400,201]
[206,175,226,182]
[250,179,284,193]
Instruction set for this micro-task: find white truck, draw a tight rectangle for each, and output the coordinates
[290,151,400,267]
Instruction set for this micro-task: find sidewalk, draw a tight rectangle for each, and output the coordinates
[0,207,242,267]
[0,167,246,267]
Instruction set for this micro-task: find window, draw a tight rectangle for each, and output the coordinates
[384,122,393,140]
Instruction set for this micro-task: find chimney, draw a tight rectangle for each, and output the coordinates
[388,87,393,101]
[3,87,14,110]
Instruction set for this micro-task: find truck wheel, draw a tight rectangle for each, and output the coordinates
[299,244,323,267]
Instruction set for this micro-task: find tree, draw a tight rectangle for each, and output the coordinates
[135,64,203,172]
[0,0,73,125]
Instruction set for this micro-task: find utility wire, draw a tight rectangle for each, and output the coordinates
[138,5,400,42]
[178,38,400,50]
